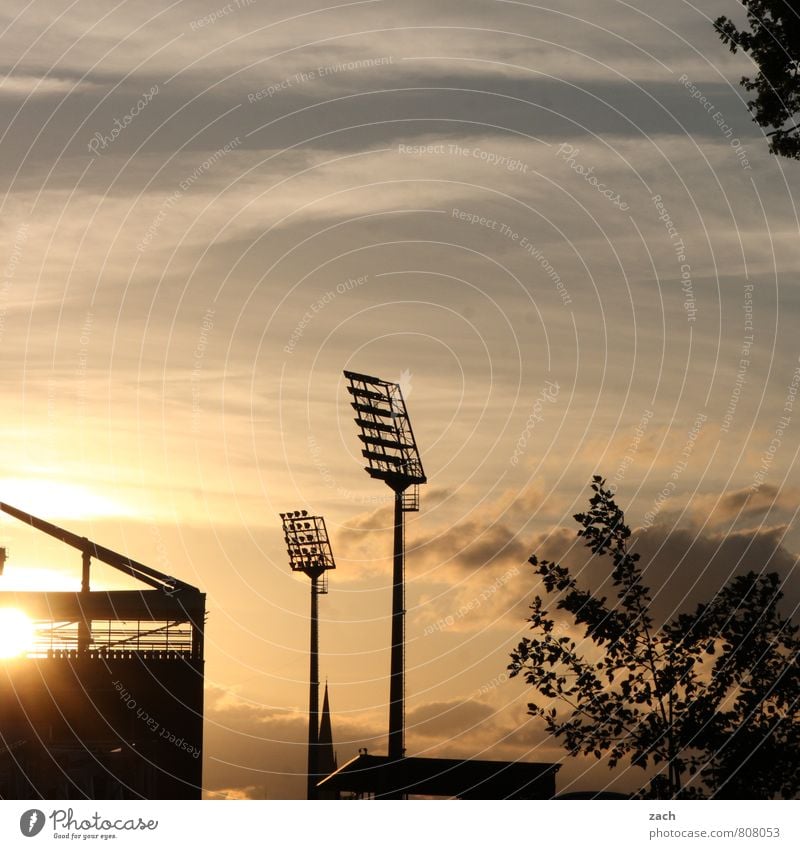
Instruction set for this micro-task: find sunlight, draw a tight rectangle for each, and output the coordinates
[0,608,35,659]
[0,478,131,520]
[0,564,81,592]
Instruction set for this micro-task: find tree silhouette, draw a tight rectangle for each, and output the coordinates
[508,476,799,798]
[714,2,800,159]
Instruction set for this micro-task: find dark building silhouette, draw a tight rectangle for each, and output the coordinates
[0,505,205,800]
[556,791,630,799]
[318,752,559,799]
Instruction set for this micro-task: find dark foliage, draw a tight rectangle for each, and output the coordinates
[509,476,799,798]
[715,1,800,159]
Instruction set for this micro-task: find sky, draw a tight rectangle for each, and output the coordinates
[0,0,798,799]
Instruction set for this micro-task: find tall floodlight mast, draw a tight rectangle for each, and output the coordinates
[343,370,426,761]
[280,510,336,800]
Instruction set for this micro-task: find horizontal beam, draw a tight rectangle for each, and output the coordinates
[353,418,397,434]
[0,590,206,623]
[0,502,197,594]
[361,449,407,467]
[365,467,427,487]
[346,386,389,404]
[357,434,412,451]
[343,369,384,385]
[350,402,396,419]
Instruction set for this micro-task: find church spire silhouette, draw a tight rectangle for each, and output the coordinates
[318,680,337,779]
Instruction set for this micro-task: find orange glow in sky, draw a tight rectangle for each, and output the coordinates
[0,478,131,521]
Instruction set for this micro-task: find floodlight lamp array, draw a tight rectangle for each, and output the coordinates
[343,370,426,488]
[280,511,336,576]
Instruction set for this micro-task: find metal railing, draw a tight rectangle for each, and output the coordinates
[24,619,193,658]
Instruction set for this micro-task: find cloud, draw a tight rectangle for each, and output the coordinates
[513,508,799,632]
[692,484,800,528]
[407,698,494,740]
[203,684,582,797]
[408,476,800,636]
[0,73,100,97]
[203,785,262,800]
[333,481,560,596]
[636,521,800,622]
[202,684,388,799]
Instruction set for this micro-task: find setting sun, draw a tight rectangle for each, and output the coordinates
[0,608,35,659]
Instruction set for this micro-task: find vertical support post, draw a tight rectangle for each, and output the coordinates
[307,572,320,799]
[388,489,404,760]
[81,548,91,593]
[78,548,92,653]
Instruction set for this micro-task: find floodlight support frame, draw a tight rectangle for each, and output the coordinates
[343,370,426,772]
[279,511,335,800]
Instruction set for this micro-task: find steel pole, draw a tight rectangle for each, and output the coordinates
[307,573,320,799]
[388,489,405,760]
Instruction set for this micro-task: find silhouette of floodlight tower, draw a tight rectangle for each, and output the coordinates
[280,510,336,800]
[343,370,426,761]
